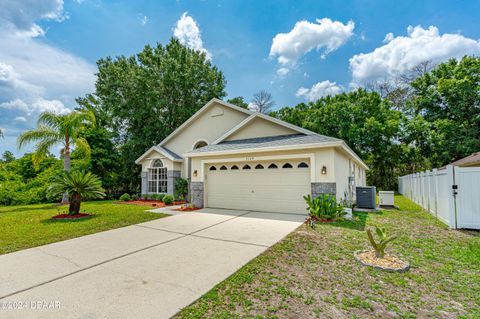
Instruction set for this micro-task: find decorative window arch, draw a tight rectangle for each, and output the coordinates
[255,164,264,169]
[209,166,217,171]
[282,163,293,169]
[268,163,278,169]
[192,140,208,150]
[297,162,309,168]
[148,159,167,193]
[242,164,251,170]
[220,165,228,170]
[152,159,163,168]
[231,165,239,170]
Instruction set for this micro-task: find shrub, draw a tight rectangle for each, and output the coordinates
[151,194,160,200]
[163,194,174,205]
[367,226,397,258]
[131,194,139,200]
[140,194,149,200]
[303,194,345,227]
[175,178,188,199]
[158,193,166,201]
[119,193,131,201]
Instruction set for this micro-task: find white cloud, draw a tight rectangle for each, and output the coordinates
[296,80,343,102]
[350,25,480,86]
[173,12,211,60]
[0,0,65,37]
[139,14,148,26]
[383,32,394,43]
[0,0,95,154]
[269,17,355,70]
[276,67,290,77]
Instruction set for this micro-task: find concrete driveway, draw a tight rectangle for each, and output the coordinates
[0,208,304,319]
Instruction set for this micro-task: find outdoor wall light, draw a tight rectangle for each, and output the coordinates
[321,166,327,175]
[193,170,198,177]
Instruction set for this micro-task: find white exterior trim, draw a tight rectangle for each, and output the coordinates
[134,146,183,164]
[158,98,252,147]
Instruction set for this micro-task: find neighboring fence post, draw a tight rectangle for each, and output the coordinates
[446,165,457,229]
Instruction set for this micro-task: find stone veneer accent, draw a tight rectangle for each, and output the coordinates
[167,170,181,195]
[311,182,336,197]
[141,172,148,194]
[190,182,204,208]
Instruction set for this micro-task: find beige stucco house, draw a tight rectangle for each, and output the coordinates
[135,98,368,214]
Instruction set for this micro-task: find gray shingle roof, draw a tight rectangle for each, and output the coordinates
[186,134,342,155]
[159,146,182,160]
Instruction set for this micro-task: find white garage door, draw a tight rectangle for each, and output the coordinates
[206,160,310,214]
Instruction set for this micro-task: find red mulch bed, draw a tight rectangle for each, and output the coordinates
[52,213,92,220]
[122,200,187,207]
[173,207,202,212]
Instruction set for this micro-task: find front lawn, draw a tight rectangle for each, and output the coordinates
[0,201,167,255]
[176,195,480,319]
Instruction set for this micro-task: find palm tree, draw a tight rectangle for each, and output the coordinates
[48,171,106,215]
[17,110,95,202]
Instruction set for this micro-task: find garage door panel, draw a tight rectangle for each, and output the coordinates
[206,161,310,214]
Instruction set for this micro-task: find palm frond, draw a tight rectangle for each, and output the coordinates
[31,138,58,169]
[48,170,106,200]
[37,111,63,130]
[73,137,91,162]
[17,125,62,149]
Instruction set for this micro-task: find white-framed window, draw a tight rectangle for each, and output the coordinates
[148,159,167,193]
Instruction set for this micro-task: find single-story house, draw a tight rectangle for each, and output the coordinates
[135,98,368,214]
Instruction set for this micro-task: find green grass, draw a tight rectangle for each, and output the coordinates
[0,201,167,255]
[176,195,480,319]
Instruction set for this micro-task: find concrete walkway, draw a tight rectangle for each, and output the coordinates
[0,208,304,319]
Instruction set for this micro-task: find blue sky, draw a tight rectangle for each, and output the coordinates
[1,0,480,156]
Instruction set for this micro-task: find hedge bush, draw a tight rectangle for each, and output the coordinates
[163,194,174,205]
[119,193,131,201]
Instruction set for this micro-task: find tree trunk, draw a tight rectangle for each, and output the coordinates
[69,193,81,215]
[61,133,71,204]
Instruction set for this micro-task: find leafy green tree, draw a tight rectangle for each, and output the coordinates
[2,151,15,163]
[78,38,226,192]
[227,96,249,109]
[17,110,96,202]
[407,56,480,166]
[48,171,105,215]
[274,89,406,189]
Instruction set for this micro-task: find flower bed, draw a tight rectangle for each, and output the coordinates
[52,213,92,220]
[123,200,187,207]
[174,206,201,212]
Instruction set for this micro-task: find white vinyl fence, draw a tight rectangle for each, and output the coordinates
[398,165,480,229]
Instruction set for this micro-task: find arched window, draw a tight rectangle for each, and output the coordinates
[242,164,251,170]
[297,162,309,168]
[148,159,167,193]
[152,159,163,167]
[282,163,293,168]
[209,166,217,171]
[193,140,208,150]
[268,163,278,169]
[231,165,239,170]
[220,165,228,170]
[255,164,264,169]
